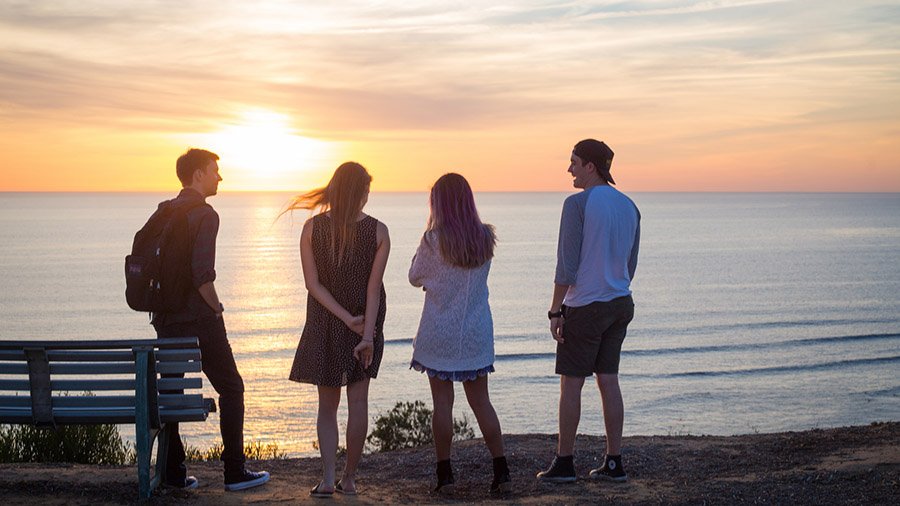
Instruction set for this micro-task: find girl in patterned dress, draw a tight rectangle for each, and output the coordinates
[409,173,511,494]
[283,162,390,497]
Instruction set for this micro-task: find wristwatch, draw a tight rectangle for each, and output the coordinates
[548,309,564,320]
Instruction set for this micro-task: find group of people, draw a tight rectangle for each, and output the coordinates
[148,138,641,497]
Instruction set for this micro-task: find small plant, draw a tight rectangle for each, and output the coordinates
[246,440,287,460]
[366,400,475,453]
[183,439,287,461]
[0,423,134,465]
[182,441,209,462]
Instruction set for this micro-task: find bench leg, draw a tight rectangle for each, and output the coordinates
[135,423,152,500]
[151,424,169,490]
[134,349,157,500]
[136,425,165,500]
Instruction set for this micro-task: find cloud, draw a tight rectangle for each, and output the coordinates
[0,0,897,144]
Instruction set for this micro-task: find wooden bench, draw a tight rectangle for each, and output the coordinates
[0,337,216,499]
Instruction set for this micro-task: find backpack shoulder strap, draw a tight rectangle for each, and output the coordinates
[162,197,211,218]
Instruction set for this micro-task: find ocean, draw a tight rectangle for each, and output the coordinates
[1,191,898,456]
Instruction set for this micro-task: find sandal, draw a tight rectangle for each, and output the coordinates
[309,484,334,498]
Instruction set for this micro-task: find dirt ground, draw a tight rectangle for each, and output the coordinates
[1,422,897,505]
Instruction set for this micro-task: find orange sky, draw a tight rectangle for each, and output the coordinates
[1,1,899,192]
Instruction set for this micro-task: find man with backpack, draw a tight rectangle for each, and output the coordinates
[141,148,269,491]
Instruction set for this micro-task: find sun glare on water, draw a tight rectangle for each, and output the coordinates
[187,110,334,191]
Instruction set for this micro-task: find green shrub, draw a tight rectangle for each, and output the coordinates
[366,400,475,453]
[0,423,134,465]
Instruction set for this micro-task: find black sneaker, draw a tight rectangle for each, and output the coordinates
[224,470,270,491]
[589,455,627,482]
[536,455,577,483]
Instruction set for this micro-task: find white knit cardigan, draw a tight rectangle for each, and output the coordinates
[408,231,495,372]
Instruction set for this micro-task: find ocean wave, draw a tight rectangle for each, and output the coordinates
[493,323,899,343]
[628,332,900,356]
[644,355,900,379]
[233,332,900,365]
[384,338,413,346]
[495,355,900,381]
[864,386,900,398]
[666,318,899,335]
[496,352,554,361]
[490,333,900,362]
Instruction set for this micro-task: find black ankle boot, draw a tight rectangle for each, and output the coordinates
[490,456,511,494]
[435,459,455,493]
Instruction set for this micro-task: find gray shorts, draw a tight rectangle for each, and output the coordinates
[555,295,634,376]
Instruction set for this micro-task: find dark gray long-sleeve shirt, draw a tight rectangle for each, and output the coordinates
[151,188,219,326]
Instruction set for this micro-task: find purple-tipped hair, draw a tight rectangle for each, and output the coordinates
[428,173,496,268]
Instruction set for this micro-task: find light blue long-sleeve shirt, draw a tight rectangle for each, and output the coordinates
[554,185,640,307]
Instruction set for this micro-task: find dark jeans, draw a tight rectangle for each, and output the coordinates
[155,315,246,482]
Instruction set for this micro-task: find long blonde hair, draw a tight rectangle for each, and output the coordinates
[281,162,372,266]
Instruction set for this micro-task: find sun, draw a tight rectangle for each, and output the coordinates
[185,109,334,191]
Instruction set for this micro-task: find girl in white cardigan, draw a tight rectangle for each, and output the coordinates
[409,173,510,494]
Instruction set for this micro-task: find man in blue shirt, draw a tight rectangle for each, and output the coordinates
[538,139,641,484]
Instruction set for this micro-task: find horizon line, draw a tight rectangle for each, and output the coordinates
[1,189,899,195]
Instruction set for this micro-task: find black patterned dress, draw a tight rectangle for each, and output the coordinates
[289,213,386,387]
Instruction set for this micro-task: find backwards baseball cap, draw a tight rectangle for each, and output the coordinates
[573,139,615,185]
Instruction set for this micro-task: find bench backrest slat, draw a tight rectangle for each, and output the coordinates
[0,394,209,409]
[0,396,133,408]
[0,394,206,415]
[0,337,199,350]
[0,407,212,425]
[0,377,203,392]
[0,361,201,376]
[0,363,25,374]
[0,349,201,362]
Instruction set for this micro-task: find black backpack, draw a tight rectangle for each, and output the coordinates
[125,198,206,312]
